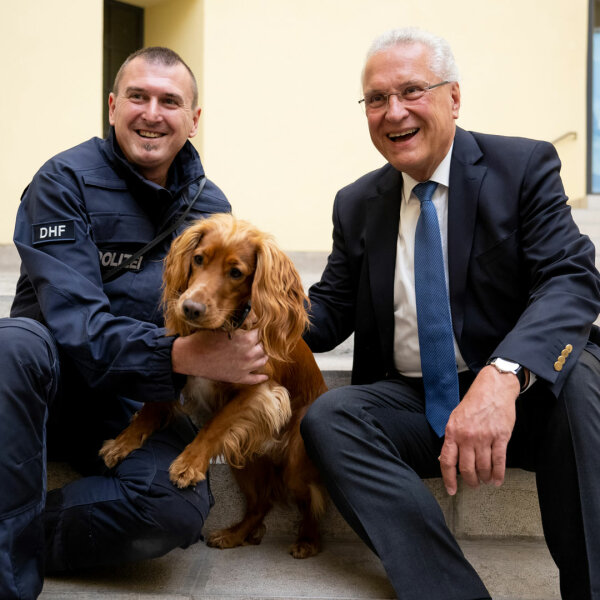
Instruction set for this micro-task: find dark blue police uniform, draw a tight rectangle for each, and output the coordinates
[0,128,230,599]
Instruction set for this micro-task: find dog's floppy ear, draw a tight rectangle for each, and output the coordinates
[251,235,309,362]
[162,221,205,334]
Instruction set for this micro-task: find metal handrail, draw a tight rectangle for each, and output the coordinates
[552,131,577,145]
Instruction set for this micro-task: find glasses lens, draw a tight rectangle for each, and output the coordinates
[402,82,428,101]
[362,81,439,111]
[366,93,386,110]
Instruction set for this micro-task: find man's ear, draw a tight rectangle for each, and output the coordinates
[451,83,461,119]
[108,93,117,126]
[189,107,202,138]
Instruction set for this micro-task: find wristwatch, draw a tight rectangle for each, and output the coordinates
[486,357,528,391]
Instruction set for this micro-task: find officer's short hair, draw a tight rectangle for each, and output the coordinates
[112,47,199,109]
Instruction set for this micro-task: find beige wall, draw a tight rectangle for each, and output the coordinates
[202,0,588,250]
[0,0,589,250]
[0,0,103,245]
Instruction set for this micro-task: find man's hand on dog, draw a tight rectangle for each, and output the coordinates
[172,329,269,384]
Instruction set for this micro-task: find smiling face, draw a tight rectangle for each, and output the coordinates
[362,42,460,181]
[108,56,201,186]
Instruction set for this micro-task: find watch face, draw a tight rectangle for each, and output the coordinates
[489,358,527,391]
[492,358,521,374]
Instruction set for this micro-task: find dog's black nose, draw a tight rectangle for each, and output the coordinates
[182,300,207,321]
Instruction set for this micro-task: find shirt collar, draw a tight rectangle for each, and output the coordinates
[402,142,454,202]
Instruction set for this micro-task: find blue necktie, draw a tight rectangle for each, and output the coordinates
[413,181,459,437]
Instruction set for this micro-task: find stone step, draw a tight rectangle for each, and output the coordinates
[586,193,600,210]
[575,206,600,219]
[46,461,545,541]
[0,244,19,319]
[42,452,561,599]
[39,536,559,599]
[204,465,546,541]
[44,455,558,598]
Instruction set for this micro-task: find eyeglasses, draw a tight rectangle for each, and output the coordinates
[358,80,452,112]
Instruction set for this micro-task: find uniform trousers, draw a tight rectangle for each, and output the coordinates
[301,351,600,600]
[0,318,213,600]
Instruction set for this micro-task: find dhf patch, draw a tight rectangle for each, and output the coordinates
[32,220,75,245]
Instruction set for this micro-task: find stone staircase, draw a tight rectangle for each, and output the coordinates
[4,198,600,599]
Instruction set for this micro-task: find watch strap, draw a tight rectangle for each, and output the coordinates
[486,357,528,391]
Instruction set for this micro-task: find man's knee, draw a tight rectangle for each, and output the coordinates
[45,472,212,571]
[141,472,212,548]
[0,319,58,518]
[560,349,600,400]
[0,318,59,396]
[114,434,213,550]
[301,387,346,443]
[301,387,365,465]
[557,349,600,449]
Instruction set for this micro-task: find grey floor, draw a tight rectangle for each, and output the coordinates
[39,536,560,600]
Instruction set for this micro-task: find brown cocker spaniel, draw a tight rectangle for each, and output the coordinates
[100,213,327,558]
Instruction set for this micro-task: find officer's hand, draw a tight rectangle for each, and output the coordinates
[439,365,518,496]
[172,329,269,385]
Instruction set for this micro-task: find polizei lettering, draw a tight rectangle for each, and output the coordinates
[98,250,144,272]
[32,220,75,245]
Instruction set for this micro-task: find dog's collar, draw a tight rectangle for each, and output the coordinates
[230,301,252,331]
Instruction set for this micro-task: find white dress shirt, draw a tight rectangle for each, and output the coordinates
[392,145,468,376]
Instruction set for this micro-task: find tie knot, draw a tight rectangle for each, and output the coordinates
[413,181,438,204]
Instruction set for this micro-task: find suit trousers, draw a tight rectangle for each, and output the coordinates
[0,318,213,600]
[301,351,600,600]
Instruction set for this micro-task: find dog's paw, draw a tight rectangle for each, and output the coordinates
[206,529,242,549]
[169,456,207,488]
[207,524,266,549]
[99,439,127,468]
[289,540,320,559]
[244,523,267,545]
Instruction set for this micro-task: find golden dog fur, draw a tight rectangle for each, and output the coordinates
[99,213,327,558]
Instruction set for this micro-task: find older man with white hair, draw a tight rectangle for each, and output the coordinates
[302,27,600,600]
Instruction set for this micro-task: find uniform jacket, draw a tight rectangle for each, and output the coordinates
[11,128,230,403]
[305,127,600,396]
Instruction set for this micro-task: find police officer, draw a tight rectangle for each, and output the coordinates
[0,47,268,600]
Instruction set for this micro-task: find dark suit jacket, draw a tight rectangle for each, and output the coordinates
[305,127,600,397]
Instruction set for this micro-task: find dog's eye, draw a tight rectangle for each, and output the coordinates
[193,255,204,266]
[229,267,243,279]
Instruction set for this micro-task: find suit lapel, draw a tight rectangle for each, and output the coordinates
[448,127,486,342]
[366,165,402,369]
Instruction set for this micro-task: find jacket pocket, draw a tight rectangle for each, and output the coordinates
[475,230,518,268]
[89,213,155,244]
